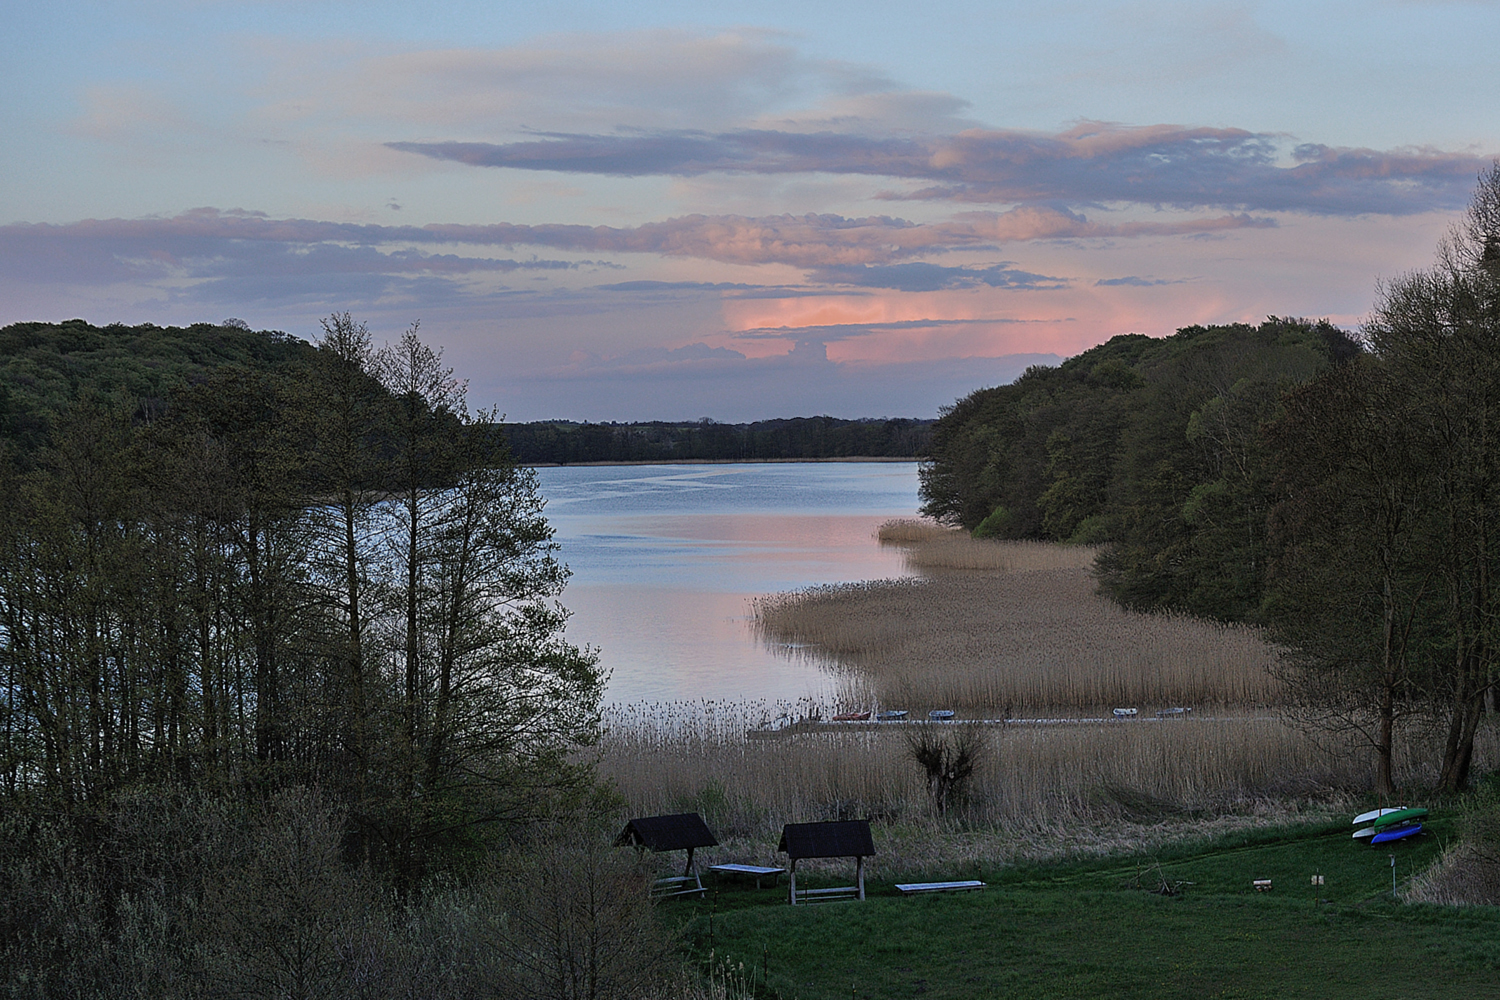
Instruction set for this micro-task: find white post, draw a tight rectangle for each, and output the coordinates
[789,859,798,905]
[857,856,865,900]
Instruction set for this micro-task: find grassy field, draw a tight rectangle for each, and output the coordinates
[667,817,1499,999]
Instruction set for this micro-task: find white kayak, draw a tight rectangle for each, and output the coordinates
[1353,807,1406,825]
[1352,826,1377,839]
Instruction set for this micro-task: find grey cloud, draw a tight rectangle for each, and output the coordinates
[1094,275,1183,287]
[595,280,764,292]
[0,207,1271,308]
[552,342,750,378]
[590,279,845,300]
[388,128,927,179]
[389,123,1493,217]
[0,217,586,288]
[808,262,1067,292]
[732,316,1064,345]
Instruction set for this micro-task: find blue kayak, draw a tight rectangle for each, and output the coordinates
[1370,823,1422,845]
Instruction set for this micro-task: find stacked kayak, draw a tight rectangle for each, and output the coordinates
[1352,806,1427,844]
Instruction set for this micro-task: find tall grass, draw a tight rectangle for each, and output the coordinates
[877,519,1098,572]
[753,570,1279,713]
[599,700,1495,876]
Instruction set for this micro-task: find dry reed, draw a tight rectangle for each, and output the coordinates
[1403,844,1500,905]
[598,700,1496,879]
[877,520,1098,573]
[598,535,1485,881]
[874,519,954,544]
[754,569,1279,713]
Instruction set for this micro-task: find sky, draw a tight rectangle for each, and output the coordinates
[4,1,1498,421]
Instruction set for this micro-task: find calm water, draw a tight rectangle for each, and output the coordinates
[534,462,921,704]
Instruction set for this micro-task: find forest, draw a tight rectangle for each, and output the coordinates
[500,416,931,464]
[921,163,1500,798]
[0,316,632,998]
[0,322,930,468]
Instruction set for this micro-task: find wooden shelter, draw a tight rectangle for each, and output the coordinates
[614,813,719,898]
[777,820,875,905]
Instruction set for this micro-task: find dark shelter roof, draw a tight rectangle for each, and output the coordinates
[778,820,875,860]
[614,813,719,852]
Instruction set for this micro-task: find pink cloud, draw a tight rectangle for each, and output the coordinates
[0,207,1275,281]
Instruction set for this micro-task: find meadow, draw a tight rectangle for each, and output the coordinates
[669,815,1500,1000]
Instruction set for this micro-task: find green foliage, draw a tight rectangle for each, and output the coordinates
[970,504,1012,539]
[921,317,1355,621]
[1262,163,1500,794]
[0,319,315,459]
[0,315,604,895]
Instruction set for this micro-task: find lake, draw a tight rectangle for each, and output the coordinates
[534,462,921,705]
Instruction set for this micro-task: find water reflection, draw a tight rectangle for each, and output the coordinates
[535,463,920,703]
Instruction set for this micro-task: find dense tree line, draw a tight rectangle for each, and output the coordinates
[920,317,1359,620]
[921,164,1500,794]
[502,415,933,464]
[0,314,603,896]
[0,318,316,459]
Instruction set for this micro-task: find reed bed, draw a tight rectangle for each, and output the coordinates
[601,533,1488,877]
[877,520,1098,573]
[874,519,954,544]
[754,569,1280,713]
[599,701,1497,877]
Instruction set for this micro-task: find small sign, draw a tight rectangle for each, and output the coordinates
[1310,875,1324,886]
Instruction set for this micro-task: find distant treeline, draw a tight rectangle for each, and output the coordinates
[500,416,934,464]
[0,320,934,464]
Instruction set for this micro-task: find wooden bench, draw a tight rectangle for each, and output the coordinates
[710,864,786,888]
[896,880,986,894]
[794,884,862,902]
[651,874,707,899]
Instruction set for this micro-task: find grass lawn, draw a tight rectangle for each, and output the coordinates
[670,818,1500,999]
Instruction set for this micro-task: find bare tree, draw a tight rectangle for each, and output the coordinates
[905,724,988,816]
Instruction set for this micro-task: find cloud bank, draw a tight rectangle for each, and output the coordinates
[0,205,1269,292]
[390,122,1491,217]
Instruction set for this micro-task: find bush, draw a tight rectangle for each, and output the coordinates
[1405,781,1500,905]
[482,821,679,1000]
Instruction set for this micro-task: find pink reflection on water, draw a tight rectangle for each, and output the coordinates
[561,512,913,703]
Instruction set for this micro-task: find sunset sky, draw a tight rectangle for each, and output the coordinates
[5,1,1498,420]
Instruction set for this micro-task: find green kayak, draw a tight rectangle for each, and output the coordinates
[1372,807,1428,829]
